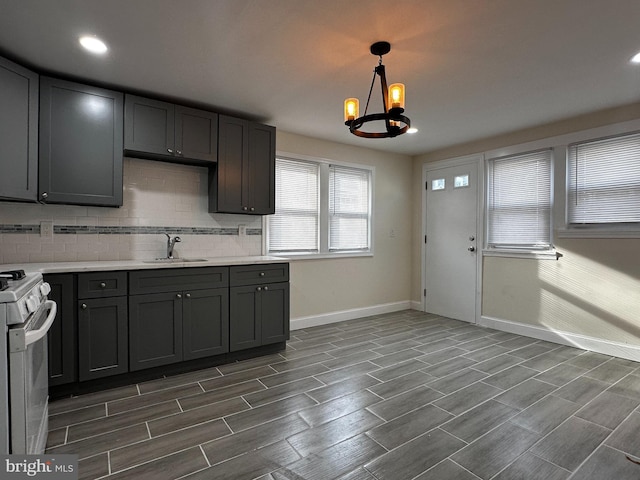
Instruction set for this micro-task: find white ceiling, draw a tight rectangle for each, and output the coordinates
[1,0,639,156]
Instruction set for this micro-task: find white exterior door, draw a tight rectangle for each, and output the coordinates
[424,159,480,323]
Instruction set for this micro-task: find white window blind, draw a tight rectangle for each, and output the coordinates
[568,132,640,225]
[268,158,319,252]
[487,149,552,249]
[329,165,371,251]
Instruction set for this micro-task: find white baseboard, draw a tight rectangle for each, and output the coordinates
[410,300,423,311]
[480,315,640,362]
[290,301,412,330]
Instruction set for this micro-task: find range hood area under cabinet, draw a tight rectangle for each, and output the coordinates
[0,53,275,214]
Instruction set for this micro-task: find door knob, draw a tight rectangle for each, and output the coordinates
[468,246,476,252]
[469,236,475,241]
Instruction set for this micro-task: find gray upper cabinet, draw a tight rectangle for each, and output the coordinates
[39,77,123,206]
[0,56,38,202]
[124,94,218,164]
[209,116,275,215]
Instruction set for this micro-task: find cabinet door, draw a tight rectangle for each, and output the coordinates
[124,95,174,156]
[44,274,76,386]
[129,292,182,371]
[39,77,123,206]
[78,297,128,381]
[247,122,276,214]
[211,115,247,213]
[183,288,229,360]
[175,106,218,163]
[0,56,38,202]
[260,282,290,345]
[229,285,260,351]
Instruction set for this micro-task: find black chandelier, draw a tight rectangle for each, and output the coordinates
[344,41,411,138]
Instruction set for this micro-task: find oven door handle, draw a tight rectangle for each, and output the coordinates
[24,300,57,348]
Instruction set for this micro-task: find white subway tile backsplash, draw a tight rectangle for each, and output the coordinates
[0,157,264,264]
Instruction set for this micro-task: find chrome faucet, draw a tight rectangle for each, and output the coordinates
[165,233,181,259]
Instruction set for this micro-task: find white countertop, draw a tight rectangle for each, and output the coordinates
[0,256,288,274]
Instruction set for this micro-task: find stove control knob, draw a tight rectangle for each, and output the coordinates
[40,282,52,296]
[26,295,40,313]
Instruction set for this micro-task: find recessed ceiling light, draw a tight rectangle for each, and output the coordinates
[631,51,640,64]
[407,127,418,134]
[79,36,108,54]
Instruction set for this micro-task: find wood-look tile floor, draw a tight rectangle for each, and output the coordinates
[46,310,640,480]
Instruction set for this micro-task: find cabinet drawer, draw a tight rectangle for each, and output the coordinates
[129,267,228,295]
[229,263,289,287]
[78,272,127,299]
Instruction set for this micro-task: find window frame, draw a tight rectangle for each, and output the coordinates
[264,152,375,259]
[564,130,640,232]
[485,148,554,255]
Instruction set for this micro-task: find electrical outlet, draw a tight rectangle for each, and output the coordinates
[238,225,247,236]
[40,221,53,238]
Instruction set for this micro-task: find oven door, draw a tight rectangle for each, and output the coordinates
[8,299,57,454]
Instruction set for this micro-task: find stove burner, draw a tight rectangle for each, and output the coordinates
[0,270,26,280]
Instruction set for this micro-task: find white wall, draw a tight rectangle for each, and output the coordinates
[276,131,414,326]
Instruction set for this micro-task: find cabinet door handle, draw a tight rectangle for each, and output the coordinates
[242,206,248,211]
[259,272,265,277]
[256,287,262,291]
[41,192,48,199]
[250,207,255,212]
[177,150,183,156]
[263,286,268,291]
[185,293,191,298]
[176,293,182,299]
[99,282,106,288]
[167,148,174,154]
[81,303,87,310]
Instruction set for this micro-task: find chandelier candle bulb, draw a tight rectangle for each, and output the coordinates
[344,98,359,122]
[388,83,405,111]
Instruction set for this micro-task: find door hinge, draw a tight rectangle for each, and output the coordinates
[423,289,426,297]
[424,235,427,244]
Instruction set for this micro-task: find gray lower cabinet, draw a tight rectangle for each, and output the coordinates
[128,267,229,371]
[0,56,38,202]
[129,292,183,371]
[45,273,77,386]
[78,297,128,381]
[77,272,128,381]
[39,76,123,206]
[124,94,218,164]
[229,264,290,352]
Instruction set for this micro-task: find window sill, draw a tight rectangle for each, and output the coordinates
[482,249,559,260]
[266,251,374,261]
[556,228,640,239]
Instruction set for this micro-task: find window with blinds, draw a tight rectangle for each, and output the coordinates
[568,131,640,225]
[487,149,552,249]
[267,157,373,256]
[329,165,371,251]
[268,158,319,253]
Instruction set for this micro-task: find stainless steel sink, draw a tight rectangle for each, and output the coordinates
[143,258,208,263]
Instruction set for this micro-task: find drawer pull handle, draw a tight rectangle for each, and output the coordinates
[185,293,191,298]
[100,282,107,288]
[176,293,182,299]
[81,303,87,310]
[259,272,265,277]
[263,286,269,291]
[256,287,262,291]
